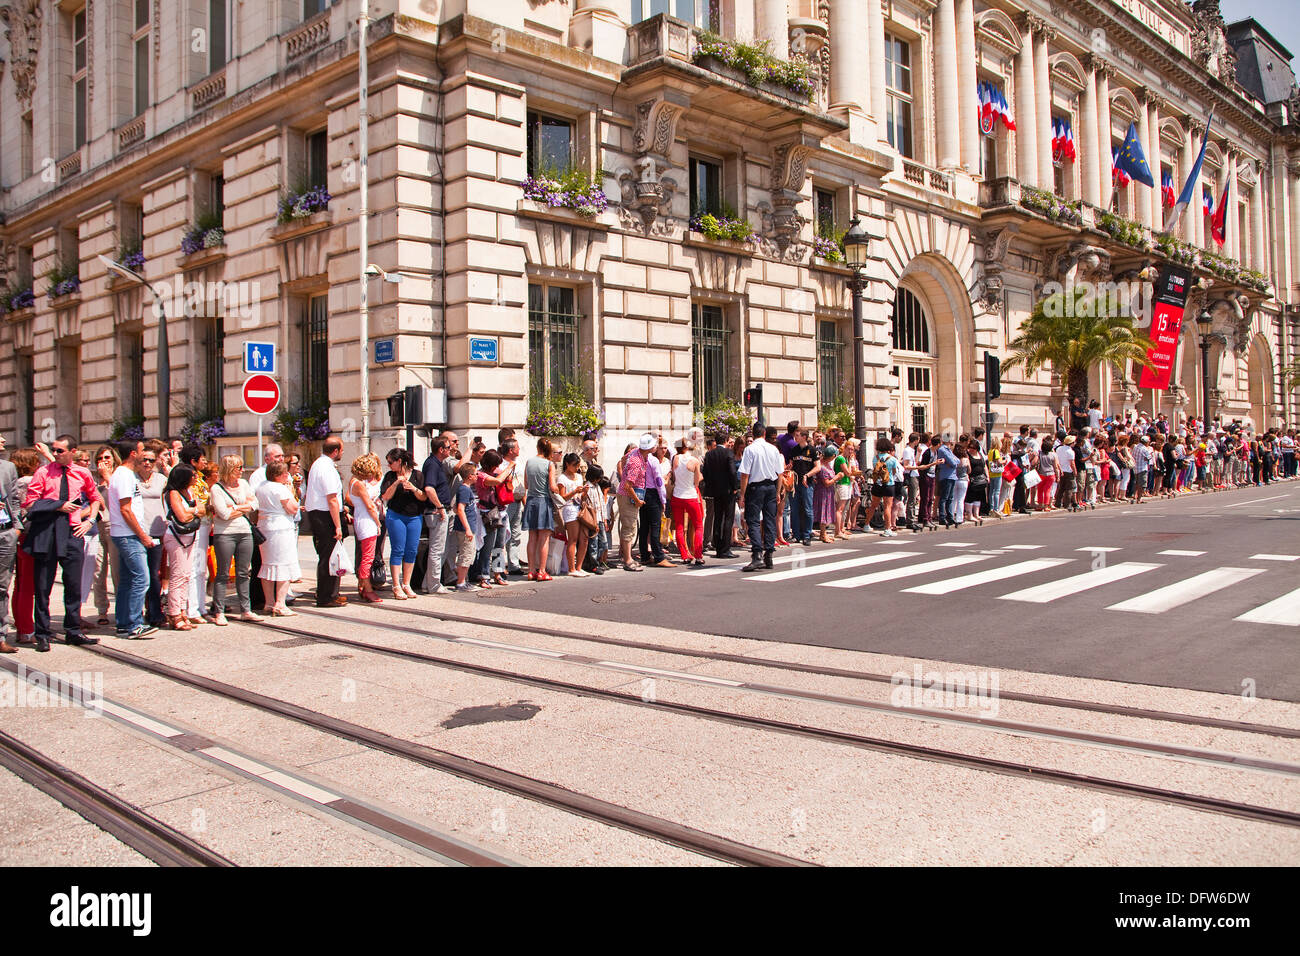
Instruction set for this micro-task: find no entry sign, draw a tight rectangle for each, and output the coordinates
[242,374,281,416]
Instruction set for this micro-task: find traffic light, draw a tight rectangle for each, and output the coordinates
[743,384,763,407]
[985,353,1002,400]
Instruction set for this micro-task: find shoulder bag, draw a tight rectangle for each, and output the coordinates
[216,482,266,546]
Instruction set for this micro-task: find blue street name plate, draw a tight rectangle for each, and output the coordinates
[469,336,498,363]
[243,341,276,375]
[374,338,395,363]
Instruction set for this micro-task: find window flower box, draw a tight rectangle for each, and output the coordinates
[1019,186,1082,226]
[692,32,815,103]
[0,285,36,318]
[521,169,609,219]
[180,416,227,447]
[277,184,331,225]
[270,209,332,241]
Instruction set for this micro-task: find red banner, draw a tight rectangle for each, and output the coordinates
[1137,266,1191,390]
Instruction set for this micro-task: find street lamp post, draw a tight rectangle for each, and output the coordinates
[359,11,371,453]
[1197,309,1213,434]
[841,217,870,473]
[98,254,170,438]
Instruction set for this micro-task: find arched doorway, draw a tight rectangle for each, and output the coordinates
[890,287,938,436]
[891,256,975,439]
[1247,335,1274,431]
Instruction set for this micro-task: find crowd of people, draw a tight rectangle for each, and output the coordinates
[0,408,1293,650]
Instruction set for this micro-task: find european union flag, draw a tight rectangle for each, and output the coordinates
[1114,121,1154,188]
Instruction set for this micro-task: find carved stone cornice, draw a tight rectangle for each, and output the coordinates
[769,141,815,195]
[631,93,685,160]
[1188,121,1206,139]
[1020,12,1045,37]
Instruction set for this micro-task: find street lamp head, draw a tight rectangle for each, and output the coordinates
[364,264,403,283]
[841,217,869,270]
[98,253,142,285]
[1196,309,1213,337]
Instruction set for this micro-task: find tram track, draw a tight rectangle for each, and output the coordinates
[209,611,1300,830]
[76,644,811,867]
[328,600,1300,740]
[0,726,234,868]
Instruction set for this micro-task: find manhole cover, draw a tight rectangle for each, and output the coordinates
[441,701,541,729]
[474,587,538,598]
[591,592,655,605]
[267,637,321,648]
[328,654,352,661]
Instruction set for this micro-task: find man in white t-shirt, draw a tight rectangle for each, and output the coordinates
[899,433,921,530]
[305,437,346,607]
[1054,435,1077,510]
[107,440,158,638]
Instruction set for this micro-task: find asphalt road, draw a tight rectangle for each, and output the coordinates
[456,481,1300,701]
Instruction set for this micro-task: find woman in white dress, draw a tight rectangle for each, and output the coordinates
[255,462,301,615]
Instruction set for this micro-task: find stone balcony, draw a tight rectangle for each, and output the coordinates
[622,14,843,138]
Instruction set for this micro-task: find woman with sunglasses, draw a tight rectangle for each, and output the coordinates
[209,455,261,624]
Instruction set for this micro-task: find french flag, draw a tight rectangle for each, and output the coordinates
[978,82,994,130]
[1062,119,1076,161]
[1211,180,1229,246]
[1203,187,1214,217]
[1161,170,1176,208]
[996,87,1016,131]
[1112,146,1131,187]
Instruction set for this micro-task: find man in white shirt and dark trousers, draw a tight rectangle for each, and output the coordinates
[737,423,784,572]
[305,437,347,607]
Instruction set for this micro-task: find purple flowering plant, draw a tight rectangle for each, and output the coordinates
[525,382,602,439]
[180,416,227,446]
[182,211,225,256]
[277,184,332,225]
[272,404,331,445]
[693,32,815,101]
[522,166,608,218]
[0,283,35,314]
[696,399,753,441]
[109,415,146,442]
[46,260,81,300]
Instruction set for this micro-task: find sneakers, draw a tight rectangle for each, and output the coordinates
[124,624,156,640]
[455,583,474,592]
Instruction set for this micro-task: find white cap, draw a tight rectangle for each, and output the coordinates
[637,433,656,451]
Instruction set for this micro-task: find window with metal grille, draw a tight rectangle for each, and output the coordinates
[303,294,329,406]
[124,332,144,420]
[526,112,573,179]
[307,130,328,189]
[133,0,150,117]
[911,404,927,435]
[16,353,34,445]
[528,283,580,398]
[891,288,931,354]
[815,188,836,236]
[201,317,225,420]
[73,8,87,148]
[884,34,913,158]
[689,157,722,217]
[691,303,727,409]
[817,319,845,408]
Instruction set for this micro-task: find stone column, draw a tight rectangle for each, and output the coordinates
[1227,148,1240,261]
[1080,64,1099,206]
[1148,96,1163,230]
[1034,23,1055,189]
[1213,147,1230,253]
[828,0,871,144]
[1133,89,1151,227]
[1250,162,1266,271]
[570,0,631,63]
[1179,124,1196,242]
[1189,123,1207,248]
[1290,161,1300,284]
[1014,28,1038,188]
[956,0,979,173]
[935,0,961,170]
[1272,148,1292,292]
[757,0,788,59]
[1095,62,1113,207]
[867,0,887,131]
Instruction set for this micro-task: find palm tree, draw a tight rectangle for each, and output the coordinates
[1004,286,1157,405]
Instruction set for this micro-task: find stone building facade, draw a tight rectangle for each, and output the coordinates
[0,0,1297,470]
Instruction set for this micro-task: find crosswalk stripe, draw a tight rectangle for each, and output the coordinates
[998,562,1162,603]
[935,541,975,548]
[1003,544,1044,550]
[1158,549,1206,556]
[1234,587,1300,626]
[1076,546,1121,552]
[820,554,989,589]
[688,548,850,577]
[901,558,1074,595]
[1106,567,1265,614]
[746,551,921,583]
[1249,553,1299,562]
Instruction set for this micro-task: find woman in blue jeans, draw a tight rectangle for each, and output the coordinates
[380,450,427,599]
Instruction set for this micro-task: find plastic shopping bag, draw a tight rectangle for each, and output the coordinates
[1022,470,1041,490]
[329,540,355,577]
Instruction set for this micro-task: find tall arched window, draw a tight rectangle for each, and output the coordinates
[891,287,931,354]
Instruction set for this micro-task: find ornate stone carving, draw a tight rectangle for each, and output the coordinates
[1190,0,1237,82]
[615,156,678,235]
[760,141,816,256]
[977,224,1020,313]
[756,200,806,256]
[1046,239,1111,284]
[632,96,680,157]
[0,0,43,107]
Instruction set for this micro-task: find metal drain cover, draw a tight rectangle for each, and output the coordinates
[268,637,322,648]
[591,592,655,604]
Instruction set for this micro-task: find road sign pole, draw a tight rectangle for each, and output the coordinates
[258,415,264,465]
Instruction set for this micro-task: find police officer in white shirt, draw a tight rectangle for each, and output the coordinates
[737,423,785,572]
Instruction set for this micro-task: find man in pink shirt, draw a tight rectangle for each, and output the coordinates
[22,434,101,651]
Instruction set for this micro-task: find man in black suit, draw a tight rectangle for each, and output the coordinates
[701,436,738,558]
